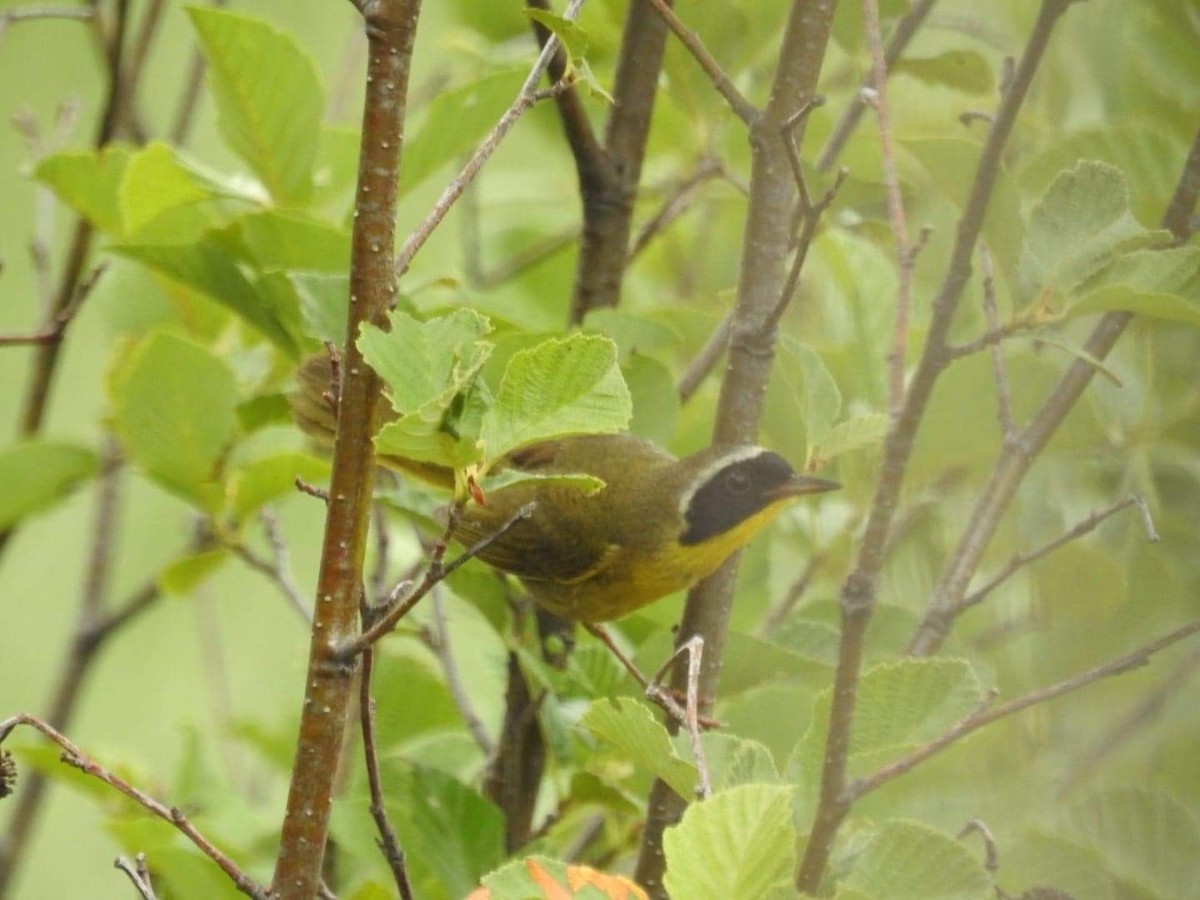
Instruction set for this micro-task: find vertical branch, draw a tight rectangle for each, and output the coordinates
[796,1,1079,891]
[861,0,914,417]
[270,3,422,896]
[635,2,839,895]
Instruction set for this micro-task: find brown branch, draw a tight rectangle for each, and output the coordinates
[0,263,106,347]
[797,2,1080,890]
[271,4,422,895]
[862,0,914,418]
[978,245,1017,439]
[359,647,415,900]
[816,0,938,172]
[644,0,758,125]
[636,1,841,894]
[0,4,93,40]
[394,0,585,279]
[0,715,266,898]
[849,618,1200,800]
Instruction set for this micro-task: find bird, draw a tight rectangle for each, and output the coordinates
[290,354,839,623]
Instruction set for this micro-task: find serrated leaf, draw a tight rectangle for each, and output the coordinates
[581,697,698,800]
[662,783,795,900]
[188,7,322,206]
[812,413,889,464]
[480,335,631,464]
[0,441,98,529]
[110,332,238,510]
[358,308,493,414]
[702,734,781,790]
[158,549,230,596]
[842,820,993,899]
[1019,161,1153,301]
[35,146,131,235]
[1066,246,1200,328]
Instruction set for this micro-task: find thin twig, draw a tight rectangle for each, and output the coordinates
[677,312,733,403]
[359,648,415,900]
[760,551,826,636]
[228,510,311,624]
[954,494,1156,616]
[644,0,757,125]
[816,0,938,172]
[393,0,586,278]
[0,262,106,347]
[945,317,1039,359]
[957,819,1000,873]
[0,4,93,40]
[849,618,1200,801]
[629,157,724,260]
[424,591,494,754]
[644,636,712,799]
[342,502,537,656]
[862,0,914,418]
[114,853,157,900]
[979,245,1016,439]
[0,716,267,899]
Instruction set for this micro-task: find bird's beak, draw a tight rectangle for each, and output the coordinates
[770,474,841,500]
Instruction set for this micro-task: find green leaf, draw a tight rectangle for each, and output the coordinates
[581,697,698,800]
[1067,246,1200,328]
[812,413,889,464]
[623,351,680,445]
[110,332,238,509]
[226,452,329,521]
[188,7,323,206]
[525,9,590,62]
[1019,161,1154,301]
[662,783,796,900]
[400,68,527,197]
[213,209,351,273]
[112,238,303,354]
[119,142,235,239]
[1050,787,1200,899]
[479,334,632,464]
[158,549,230,596]
[0,441,98,529]
[776,337,841,455]
[35,146,131,235]
[291,271,351,344]
[842,820,993,900]
[894,51,994,94]
[382,763,506,898]
[358,308,493,415]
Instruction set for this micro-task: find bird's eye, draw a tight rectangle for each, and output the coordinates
[724,470,751,494]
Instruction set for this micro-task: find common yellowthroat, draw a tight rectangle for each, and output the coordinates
[291,355,838,622]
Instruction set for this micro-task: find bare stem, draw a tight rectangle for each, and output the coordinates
[862,0,914,418]
[0,716,266,898]
[644,0,758,125]
[359,648,415,900]
[393,0,586,278]
[114,853,157,900]
[979,245,1016,439]
[424,591,495,755]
